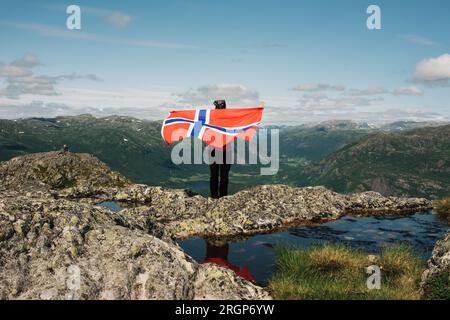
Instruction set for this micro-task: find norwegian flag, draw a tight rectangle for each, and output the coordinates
[161,106,264,148]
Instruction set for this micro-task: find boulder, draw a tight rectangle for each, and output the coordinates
[420,231,450,300]
[0,151,129,193]
[0,194,270,300]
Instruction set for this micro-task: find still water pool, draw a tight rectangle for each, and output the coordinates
[178,213,448,285]
[95,202,448,285]
[96,201,124,212]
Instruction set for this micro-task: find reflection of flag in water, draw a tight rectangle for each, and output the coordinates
[203,258,255,282]
[161,106,264,148]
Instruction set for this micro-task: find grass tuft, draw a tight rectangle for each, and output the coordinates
[269,243,424,300]
[433,197,450,223]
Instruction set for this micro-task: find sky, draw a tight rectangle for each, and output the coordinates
[0,0,449,124]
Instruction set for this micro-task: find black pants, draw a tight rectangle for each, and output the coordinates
[209,149,231,198]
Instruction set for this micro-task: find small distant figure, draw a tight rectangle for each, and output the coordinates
[63,144,69,153]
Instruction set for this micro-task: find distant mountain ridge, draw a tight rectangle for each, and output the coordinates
[303,125,450,199]
[0,115,449,198]
[0,115,374,192]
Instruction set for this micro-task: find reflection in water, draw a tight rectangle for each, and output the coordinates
[178,212,449,286]
[203,240,255,283]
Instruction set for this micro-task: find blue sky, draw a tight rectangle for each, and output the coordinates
[0,0,449,124]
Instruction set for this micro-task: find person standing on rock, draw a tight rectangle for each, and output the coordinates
[162,100,263,198]
[209,100,231,199]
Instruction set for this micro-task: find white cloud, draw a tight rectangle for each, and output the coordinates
[290,83,346,92]
[259,104,446,125]
[301,92,328,99]
[393,86,424,96]
[0,85,177,116]
[0,54,102,99]
[56,73,103,82]
[0,54,445,124]
[293,85,388,110]
[297,94,382,111]
[288,78,433,122]
[292,84,426,99]
[398,34,439,46]
[0,100,174,120]
[47,5,133,29]
[175,84,261,106]
[3,21,196,49]
[348,86,388,96]
[289,81,427,117]
[1,99,445,125]
[107,12,132,28]
[0,64,31,77]
[414,53,450,83]
[81,6,133,28]
[1,94,447,125]
[11,53,41,68]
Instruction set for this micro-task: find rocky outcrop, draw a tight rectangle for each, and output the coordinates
[0,151,435,299]
[0,152,432,240]
[344,191,432,215]
[420,231,450,300]
[0,152,129,192]
[108,184,432,239]
[0,192,270,300]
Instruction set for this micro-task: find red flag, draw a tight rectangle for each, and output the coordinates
[161,106,264,148]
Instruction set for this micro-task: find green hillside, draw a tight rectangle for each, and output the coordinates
[303,125,450,199]
[1,115,448,198]
[0,115,181,185]
[0,116,371,195]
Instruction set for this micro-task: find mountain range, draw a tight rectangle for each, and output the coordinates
[0,115,448,198]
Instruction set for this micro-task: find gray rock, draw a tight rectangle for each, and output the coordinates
[111,185,432,239]
[0,151,129,193]
[193,264,271,300]
[0,195,270,300]
[0,151,435,300]
[420,231,450,299]
[345,191,431,215]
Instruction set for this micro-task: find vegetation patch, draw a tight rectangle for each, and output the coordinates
[422,271,450,300]
[433,197,450,223]
[269,243,424,300]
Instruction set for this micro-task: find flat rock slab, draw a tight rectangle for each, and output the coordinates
[107,184,432,239]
